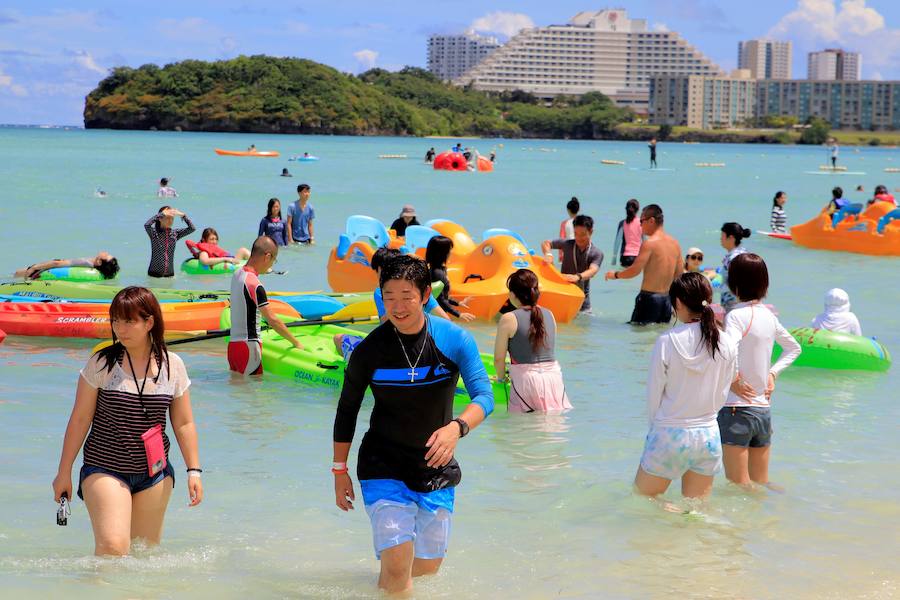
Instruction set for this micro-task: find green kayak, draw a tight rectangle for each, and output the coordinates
[774,327,891,372]
[221,310,509,407]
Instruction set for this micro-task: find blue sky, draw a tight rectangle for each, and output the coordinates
[1,1,898,125]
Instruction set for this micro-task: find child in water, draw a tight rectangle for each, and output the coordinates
[719,253,801,488]
[719,223,751,312]
[635,272,738,499]
[770,191,787,233]
[425,236,475,322]
[811,288,862,336]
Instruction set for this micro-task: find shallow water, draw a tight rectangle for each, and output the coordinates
[0,129,898,598]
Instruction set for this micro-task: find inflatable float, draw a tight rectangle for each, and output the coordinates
[774,327,891,372]
[214,148,279,157]
[220,311,509,406]
[433,151,468,171]
[791,201,900,256]
[289,155,319,162]
[600,159,625,165]
[0,299,299,338]
[180,258,246,275]
[695,162,726,167]
[35,266,114,282]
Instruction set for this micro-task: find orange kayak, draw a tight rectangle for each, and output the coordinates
[792,201,900,256]
[0,300,299,338]
[214,148,280,157]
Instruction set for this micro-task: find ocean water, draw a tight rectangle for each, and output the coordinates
[0,128,899,599]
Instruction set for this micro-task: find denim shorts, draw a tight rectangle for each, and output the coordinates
[77,463,175,500]
[717,406,772,448]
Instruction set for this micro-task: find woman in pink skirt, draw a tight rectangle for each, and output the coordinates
[493,269,572,413]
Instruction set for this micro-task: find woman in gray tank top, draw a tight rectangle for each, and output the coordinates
[493,269,572,413]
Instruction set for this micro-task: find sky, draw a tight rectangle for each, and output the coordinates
[1,0,899,125]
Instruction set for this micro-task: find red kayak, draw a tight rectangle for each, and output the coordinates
[0,300,299,338]
[0,327,5,344]
[757,230,792,241]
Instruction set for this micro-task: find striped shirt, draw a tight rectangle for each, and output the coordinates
[80,351,191,473]
[770,206,787,233]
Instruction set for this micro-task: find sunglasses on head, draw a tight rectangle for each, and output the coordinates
[688,254,703,261]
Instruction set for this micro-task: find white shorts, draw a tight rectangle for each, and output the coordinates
[639,425,722,480]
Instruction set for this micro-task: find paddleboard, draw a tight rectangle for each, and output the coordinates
[628,167,675,172]
[757,230,793,240]
[804,171,867,176]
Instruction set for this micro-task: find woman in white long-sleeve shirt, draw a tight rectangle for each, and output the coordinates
[635,272,739,499]
[719,253,801,487]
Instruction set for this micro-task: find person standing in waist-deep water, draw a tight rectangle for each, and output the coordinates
[718,222,751,312]
[770,191,788,233]
[635,273,738,499]
[605,204,683,325]
[648,138,658,169]
[390,204,421,238]
[258,198,288,246]
[286,184,315,245]
[424,148,436,163]
[493,269,571,413]
[228,236,303,376]
[157,177,177,198]
[541,215,604,313]
[719,253,801,489]
[425,236,476,322]
[52,286,202,556]
[145,206,195,278]
[331,255,494,595]
[613,198,643,267]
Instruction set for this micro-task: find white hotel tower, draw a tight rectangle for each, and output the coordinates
[454,9,722,113]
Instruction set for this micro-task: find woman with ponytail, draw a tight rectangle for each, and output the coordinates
[52,286,202,555]
[634,272,738,499]
[493,269,571,413]
[719,222,752,312]
[612,198,642,267]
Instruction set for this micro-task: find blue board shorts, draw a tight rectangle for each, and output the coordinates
[360,479,454,560]
[77,463,175,500]
[639,424,722,480]
[340,335,363,362]
[717,406,773,448]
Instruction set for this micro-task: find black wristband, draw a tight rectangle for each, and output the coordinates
[186,468,203,473]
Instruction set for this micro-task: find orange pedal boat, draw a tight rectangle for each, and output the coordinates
[791,201,900,256]
[0,299,298,338]
[214,148,280,157]
[327,216,405,292]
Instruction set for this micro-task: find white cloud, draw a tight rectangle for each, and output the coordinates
[0,67,27,96]
[71,49,107,75]
[353,49,378,70]
[652,22,670,32]
[469,11,533,38]
[768,0,900,73]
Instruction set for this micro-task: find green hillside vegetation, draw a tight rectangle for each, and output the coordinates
[84,55,633,138]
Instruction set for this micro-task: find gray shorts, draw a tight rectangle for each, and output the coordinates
[717,406,772,448]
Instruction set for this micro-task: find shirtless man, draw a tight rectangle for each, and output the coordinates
[604,204,682,324]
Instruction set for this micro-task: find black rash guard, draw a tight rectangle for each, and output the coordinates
[333,316,493,492]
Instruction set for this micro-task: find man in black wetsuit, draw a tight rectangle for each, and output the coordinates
[332,255,494,595]
[648,138,658,169]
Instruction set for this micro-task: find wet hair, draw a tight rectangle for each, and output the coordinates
[95,257,119,280]
[160,178,169,186]
[297,183,310,194]
[642,204,664,225]
[572,214,594,231]
[266,198,282,219]
[668,273,721,359]
[727,253,769,301]
[721,222,751,245]
[875,184,888,196]
[379,254,430,299]
[832,186,843,199]
[425,235,454,270]
[625,198,640,223]
[157,205,171,214]
[201,227,218,242]
[507,269,547,352]
[370,247,401,272]
[567,197,580,214]
[95,286,169,381]
[773,191,786,207]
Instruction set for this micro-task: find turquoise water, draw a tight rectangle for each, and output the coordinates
[1,128,899,598]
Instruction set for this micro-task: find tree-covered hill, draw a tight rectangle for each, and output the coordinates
[84,55,633,138]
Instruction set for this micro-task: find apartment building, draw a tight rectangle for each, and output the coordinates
[808,49,861,81]
[454,9,723,113]
[650,70,757,128]
[737,39,792,79]
[427,33,501,82]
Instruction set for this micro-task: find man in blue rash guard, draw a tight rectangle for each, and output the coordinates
[332,255,494,595]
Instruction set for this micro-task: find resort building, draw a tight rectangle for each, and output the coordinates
[427,33,501,81]
[737,39,792,79]
[807,49,861,81]
[649,76,900,130]
[453,9,722,113]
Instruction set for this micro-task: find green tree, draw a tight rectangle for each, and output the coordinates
[799,117,831,145]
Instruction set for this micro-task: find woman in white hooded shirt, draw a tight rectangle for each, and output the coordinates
[635,272,739,499]
[811,288,862,336]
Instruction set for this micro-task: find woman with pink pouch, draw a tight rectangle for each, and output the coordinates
[52,286,203,556]
[493,269,571,413]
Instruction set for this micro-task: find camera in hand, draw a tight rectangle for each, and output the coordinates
[57,493,70,526]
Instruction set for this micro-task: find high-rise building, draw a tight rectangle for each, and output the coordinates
[808,49,861,81]
[737,39,792,79]
[650,70,757,128]
[454,9,722,113]
[427,33,501,82]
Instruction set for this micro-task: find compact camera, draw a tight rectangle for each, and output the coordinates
[57,494,70,526]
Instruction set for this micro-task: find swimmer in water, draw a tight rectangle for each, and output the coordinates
[16,252,120,280]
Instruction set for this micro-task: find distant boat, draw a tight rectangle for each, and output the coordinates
[214,148,279,157]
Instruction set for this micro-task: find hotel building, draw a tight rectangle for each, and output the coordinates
[808,49,861,81]
[737,39,792,79]
[427,33,501,82]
